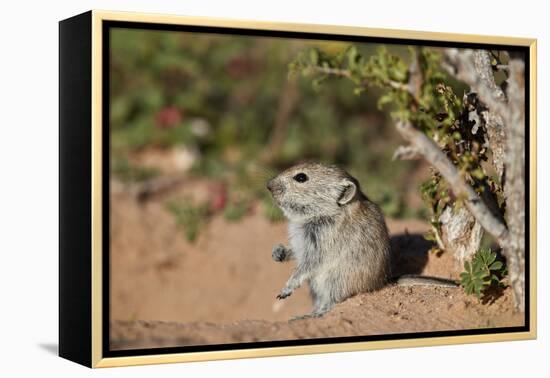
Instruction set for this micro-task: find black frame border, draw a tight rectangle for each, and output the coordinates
[59,11,93,367]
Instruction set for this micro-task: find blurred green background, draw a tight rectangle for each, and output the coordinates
[110,27,427,239]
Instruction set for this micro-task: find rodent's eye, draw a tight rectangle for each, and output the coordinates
[293,173,308,183]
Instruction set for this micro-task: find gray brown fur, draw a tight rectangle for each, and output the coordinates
[267,162,458,318]
[267,162,392,317]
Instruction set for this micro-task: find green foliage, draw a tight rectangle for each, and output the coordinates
[261,195,286,222]
[111,30,423,225]
[377,190,405,218]
[165,199,210,242]
[460,248,507,298]
[289,45,502,240]
[223,198,251,222]
[111,158,159,182]
[289,45,409,93]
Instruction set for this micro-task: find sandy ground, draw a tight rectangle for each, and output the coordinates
[109,179,523,350]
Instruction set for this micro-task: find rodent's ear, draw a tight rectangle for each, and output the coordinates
[337,179,357,205]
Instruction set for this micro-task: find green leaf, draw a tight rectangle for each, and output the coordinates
[346,46,358,69]
[471,168,485,180]
[354,87,365,96]
[309,49,319,65]
[486,250,496,265]
[459,247,507,300]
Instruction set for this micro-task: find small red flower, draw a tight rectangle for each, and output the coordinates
[155,106,183,129]
[226,56,258,78]
[209,183,228,212]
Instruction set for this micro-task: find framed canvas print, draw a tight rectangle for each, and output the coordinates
[59,10,537,368]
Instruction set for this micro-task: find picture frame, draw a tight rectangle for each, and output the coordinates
[59,10,537,368]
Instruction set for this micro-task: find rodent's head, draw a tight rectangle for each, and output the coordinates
[267,162,362,222]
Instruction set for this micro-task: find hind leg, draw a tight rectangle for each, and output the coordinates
[310,282,337,316]
[290,287,334,321]
[310,298,335,317]
[290,301,334,321]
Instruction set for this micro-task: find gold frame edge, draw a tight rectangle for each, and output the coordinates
[89,9,537,368]
[528,40,537,338]
[91,10,103,368]
[93,9,536,46]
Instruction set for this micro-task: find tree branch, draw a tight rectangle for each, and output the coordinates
[310,65,410,91]
[443,49,507,115]
[394,120,510,247]
[443,48,526,311]
[392,145,421,160]
[443,49,507,180]
[502,59,526,311]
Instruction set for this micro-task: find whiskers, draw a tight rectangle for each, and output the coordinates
[241,162,286,222]
[245,162,277,187]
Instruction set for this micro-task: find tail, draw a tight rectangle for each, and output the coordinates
[392,274,458,288]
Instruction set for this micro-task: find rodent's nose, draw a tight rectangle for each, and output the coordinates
[267,178,283,195]
[266,179,274,192]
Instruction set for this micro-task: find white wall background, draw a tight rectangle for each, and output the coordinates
[0,0,546,376]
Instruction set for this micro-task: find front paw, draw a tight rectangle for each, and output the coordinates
[276,287,293,300]
[272,244,287,262]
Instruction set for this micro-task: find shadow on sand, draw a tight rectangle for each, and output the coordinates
[390,232,434,276]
